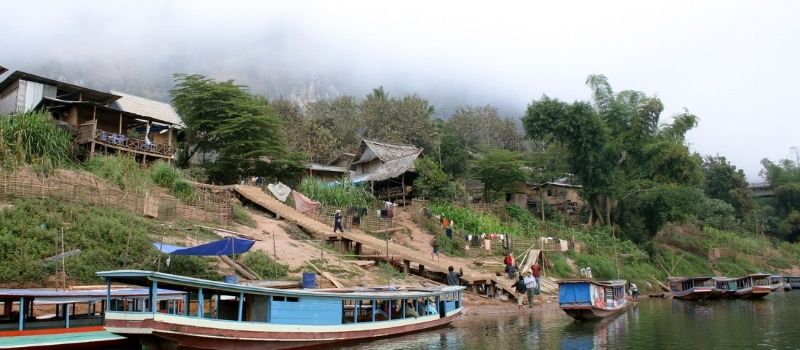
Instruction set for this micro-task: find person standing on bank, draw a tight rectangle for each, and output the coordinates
[513,274,527,311]
[333,209,344,233]
[447,266,463,286]
[431,238,440,261]
[530,261,542,296]
[523,272,538,308]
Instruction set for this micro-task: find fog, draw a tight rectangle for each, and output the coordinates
[2,0,799,180]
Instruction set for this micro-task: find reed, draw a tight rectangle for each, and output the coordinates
[297,177,375,208]
[0,110,73,173]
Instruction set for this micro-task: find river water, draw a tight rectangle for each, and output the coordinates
[335,290,800,350]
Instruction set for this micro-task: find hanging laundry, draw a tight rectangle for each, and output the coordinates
[268,182,292,202]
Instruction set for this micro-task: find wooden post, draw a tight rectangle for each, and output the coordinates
[403,260,410,275]
[89,109,97,160]
[118,113,123,134]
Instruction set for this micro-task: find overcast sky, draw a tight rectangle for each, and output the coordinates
[2,1,798,180]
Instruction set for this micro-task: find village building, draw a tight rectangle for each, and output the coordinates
[528,180,585,215]
[349,139,422,203]
[0,70,182,164]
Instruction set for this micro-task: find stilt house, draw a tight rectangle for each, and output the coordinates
[349,139,422,203]
[0,70,182,164]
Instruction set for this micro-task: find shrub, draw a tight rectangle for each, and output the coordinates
[170,179,197,201]
[151,161,181,187]
[242,250,288,279]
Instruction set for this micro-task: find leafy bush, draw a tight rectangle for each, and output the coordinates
[0,110,74,173]
[242,251,288,279]
[151,161,181,187]
[170,179,197,201]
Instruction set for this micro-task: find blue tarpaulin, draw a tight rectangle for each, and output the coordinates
[153,242,185,254]
[154,237,255,256]
[559,282,591,305]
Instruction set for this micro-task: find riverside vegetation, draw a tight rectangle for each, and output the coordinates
[2,74,800,291]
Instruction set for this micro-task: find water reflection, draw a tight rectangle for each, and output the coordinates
[327,292,800,350]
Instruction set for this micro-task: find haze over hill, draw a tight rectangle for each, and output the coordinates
[3,0,799,180]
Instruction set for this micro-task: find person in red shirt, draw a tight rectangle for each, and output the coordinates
[504,253,515,279]
[530,262,542,297]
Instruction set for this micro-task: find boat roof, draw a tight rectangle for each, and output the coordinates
[556,278,627,287]
[98,270,464,300]
[668,276,713,282]
[0,288,184,303]
[712,277,737,282]
[746,273,772,279]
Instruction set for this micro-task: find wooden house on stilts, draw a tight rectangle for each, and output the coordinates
[349,139,422,204]
[0,70,182,164]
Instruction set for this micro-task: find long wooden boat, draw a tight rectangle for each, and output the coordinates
[0,288,183,350]
[783,276,800,290]
[557,279,627,321]
[712,277,738,298]
[97,270,465,350]
[767,275,786,292]
[733,273,772,299]
[668,276,715,300]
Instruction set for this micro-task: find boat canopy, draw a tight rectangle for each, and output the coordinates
[0,288,184,303]
[97,270,464,300]
[558,282,591,305]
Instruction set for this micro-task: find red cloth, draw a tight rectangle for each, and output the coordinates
[292,191,320,213]
[504,255,513,266]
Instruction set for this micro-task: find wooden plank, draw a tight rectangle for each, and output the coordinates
[307,261,344,289]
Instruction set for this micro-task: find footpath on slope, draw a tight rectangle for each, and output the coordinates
[233,185,497,286]
[234,185,555,297]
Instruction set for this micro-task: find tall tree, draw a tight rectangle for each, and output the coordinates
[473,149,528,201]
[414,157,457,200]
[702,155,751,218]
[170,74,303,183]
[446,105,522,151]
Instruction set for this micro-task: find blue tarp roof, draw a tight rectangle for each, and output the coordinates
[559,282,592,305]
[153,237,255,256]
[153,242,185,254]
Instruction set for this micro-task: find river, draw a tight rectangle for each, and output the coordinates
[333,290,800,350]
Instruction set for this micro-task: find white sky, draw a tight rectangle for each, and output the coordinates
[2,0,798,180]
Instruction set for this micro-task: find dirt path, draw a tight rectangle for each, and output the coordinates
[234,185,498,282]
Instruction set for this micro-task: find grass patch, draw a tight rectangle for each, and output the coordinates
[547,253,574,278]
[0,198,218,284]
[85,154,151,193]
[232,204,256,227]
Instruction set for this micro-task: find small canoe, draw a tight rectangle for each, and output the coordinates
[558,279,627,321]
[668,276,715,300]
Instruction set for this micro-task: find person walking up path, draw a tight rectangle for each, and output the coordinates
[333,209,344,233]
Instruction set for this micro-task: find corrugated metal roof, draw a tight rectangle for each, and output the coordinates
[0,65,7,75]
[111,90,184,127]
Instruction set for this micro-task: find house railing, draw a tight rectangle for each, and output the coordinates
[76,121,174,157]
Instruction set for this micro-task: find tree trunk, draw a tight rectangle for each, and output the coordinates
[540,190,545,221]
[605,196,612,227]
[592,199,605,226]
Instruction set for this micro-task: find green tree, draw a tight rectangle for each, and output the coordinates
[473,149,527,201]
[170,74,303,183]
[702,155,751,217]
[446,105,522,151]
[414,157,457,200]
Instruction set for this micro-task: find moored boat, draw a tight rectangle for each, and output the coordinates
[784,276,800,290]
[0,288,183,350]
[767,275,786,292]
[712,277,738,298]
[557,279,627,321]
[732,273,772,299]
[668,277,715,300]
[97,270,465,350]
